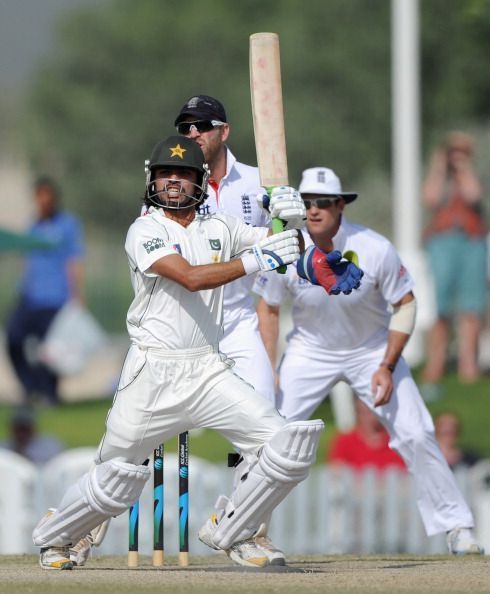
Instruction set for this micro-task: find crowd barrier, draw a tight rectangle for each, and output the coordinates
[1,448,489,557]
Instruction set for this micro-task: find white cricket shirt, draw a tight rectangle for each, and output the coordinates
[125,208,268,350]
[198,148,270,328]
[253,217,414,351]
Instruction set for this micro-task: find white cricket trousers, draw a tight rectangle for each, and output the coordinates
[277,340,475,536]
[97,344,284,466]
[219,312,276,403]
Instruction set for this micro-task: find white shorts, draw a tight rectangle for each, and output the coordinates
[220,313,275,402]
[97,344,284,466]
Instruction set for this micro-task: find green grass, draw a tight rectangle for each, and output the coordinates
[0,369,488,462]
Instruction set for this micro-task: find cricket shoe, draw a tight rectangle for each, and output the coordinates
[198,514,269,568]
[447,527,484,555]
[254,535,286,566]
[69,534,93,566]
[35,509,74,570]
[70,518,111,566]
[39,547,73,570]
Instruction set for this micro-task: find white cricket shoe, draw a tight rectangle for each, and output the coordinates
[447,527,484,555]
[198,514,269,568]
[227,539,270,568]
[69,535,93,566]
[69,519,111,566]
[39,546,73,570]
[254,535,286,566]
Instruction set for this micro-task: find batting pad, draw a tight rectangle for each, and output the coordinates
[33,459,150,547]
[211,419,324,550]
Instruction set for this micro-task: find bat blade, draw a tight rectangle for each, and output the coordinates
[249,32,288,188]
[250,32,289,273]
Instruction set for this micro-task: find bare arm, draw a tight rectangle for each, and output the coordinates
[451,156,483,205]
[256,298,280,370]
[422,149,448,209]
[371,291,415,407]
[150,253,246,292]
[66,258,84,303]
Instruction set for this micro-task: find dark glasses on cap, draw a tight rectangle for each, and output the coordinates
[176,120,225,135]
[303,197,340,210]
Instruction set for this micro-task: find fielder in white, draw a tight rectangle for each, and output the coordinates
[255,166,483,556]
[32,138,362,570]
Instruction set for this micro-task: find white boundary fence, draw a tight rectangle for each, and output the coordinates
[1,448,489,556]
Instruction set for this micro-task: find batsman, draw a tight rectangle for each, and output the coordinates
[32,136,362,569]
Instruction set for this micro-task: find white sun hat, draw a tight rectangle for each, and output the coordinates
[299,167,358,203]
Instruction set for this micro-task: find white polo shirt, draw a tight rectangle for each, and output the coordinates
[198,148,270,328]
[125,208,268,350]
[253,217,414,351]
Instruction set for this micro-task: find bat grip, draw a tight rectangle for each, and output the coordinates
[272,217,287,274]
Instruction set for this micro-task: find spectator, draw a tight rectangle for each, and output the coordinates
[434,411,482,470]
[6,176,85,405]
[421,132,487,397]
[0,405,64,464]
[329,399,406,472]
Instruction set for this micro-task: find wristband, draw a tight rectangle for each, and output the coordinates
[379,361,396,372]
[241,252,260,275]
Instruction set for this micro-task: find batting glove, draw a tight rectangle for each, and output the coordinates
[297,246,363,295]
[256,186,306,230]
[241,229,300,274]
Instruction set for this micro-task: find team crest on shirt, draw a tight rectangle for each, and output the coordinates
[143,238,166,254]
[241,194,253,224]
[209,239,221,250]
[172,244,182,255]
[209,239,221,263]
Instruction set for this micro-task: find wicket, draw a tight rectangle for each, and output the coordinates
[128,432,189,568]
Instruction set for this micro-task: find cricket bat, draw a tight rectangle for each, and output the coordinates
[249,32,288,272]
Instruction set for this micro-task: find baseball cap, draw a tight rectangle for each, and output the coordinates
[174,95,227,126]
[299,167,358,204]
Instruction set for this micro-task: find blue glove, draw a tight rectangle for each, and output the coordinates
[297,246,363,295]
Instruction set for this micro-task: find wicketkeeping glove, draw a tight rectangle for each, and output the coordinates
[297,246,363,295]
[256,186,306,230]
[241,229,300,275]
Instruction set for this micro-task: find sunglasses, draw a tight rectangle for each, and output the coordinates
[303,197,340,210]
[176,120,225,135]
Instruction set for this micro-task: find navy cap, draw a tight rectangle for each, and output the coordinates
[174,95,227,126]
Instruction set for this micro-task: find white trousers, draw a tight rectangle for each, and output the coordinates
[277,340,474,536]
[220,313,276,403]
[97,344,284,466]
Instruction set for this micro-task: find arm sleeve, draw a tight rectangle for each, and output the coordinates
[252,267,289,306]
[125,219,180,277]
[221,214,269,257]
[377,243,415,304]
[64,215,85,259]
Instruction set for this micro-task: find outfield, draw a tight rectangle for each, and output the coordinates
[0,554,489,594]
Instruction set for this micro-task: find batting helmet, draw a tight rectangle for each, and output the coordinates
[144,136,209,210]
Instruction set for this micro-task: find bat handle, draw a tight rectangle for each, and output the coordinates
[267,185,287,274]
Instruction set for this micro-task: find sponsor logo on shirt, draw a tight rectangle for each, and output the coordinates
[143,238,166,253]
[198,203,211,215]
[209,239,221,250]
[255,275,268,288]
[172,244,182,255]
